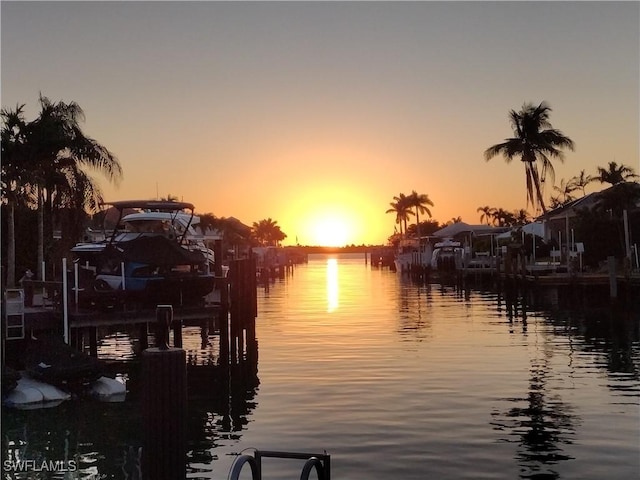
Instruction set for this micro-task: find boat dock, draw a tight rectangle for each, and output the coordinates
[389,252,640,303]
[2,258,258,368]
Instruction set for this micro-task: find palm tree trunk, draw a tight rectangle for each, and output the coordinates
[7,203,16,287]
[530,163,547,214]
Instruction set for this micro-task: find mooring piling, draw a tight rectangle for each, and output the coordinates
[141,305,187,480]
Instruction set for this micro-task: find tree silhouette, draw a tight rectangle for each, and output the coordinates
[385,193,414,237]
[485,102,574,214]
[594,161,638,185]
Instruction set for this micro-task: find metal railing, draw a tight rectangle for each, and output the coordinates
[229,449,330,480]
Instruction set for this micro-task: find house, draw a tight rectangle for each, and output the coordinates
[536,182,640,263]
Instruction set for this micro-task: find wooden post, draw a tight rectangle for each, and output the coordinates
[141,306,187,480]
[89,326,98,357]
[172,319,183,348]
[139,323,149,351]
[608,256,617,299]
[155,305,172,350]
[214,239,223,277]
[219,278,229,365]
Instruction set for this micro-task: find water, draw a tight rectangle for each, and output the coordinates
[2,253,639,479]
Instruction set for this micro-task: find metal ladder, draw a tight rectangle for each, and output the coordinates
[229,449,330,480]
[4,289,25,340]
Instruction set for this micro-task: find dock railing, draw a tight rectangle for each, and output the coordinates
[229,449,330,480]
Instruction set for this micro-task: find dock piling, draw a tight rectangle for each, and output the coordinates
[141,305,187,480]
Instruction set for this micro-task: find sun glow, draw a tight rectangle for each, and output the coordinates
[278,176,385,246]
[311,215,351,247]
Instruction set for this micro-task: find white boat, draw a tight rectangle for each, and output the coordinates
[393,238,433,273]
[430,238,464,271]
[4,375,71,409]
[71,200,217,308]
[90,376,127,402]
[76,200,220,272]
[3,374,127,408]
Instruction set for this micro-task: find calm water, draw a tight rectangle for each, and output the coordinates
[2,253,639,479]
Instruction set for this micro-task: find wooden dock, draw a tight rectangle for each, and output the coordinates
[2,258,258,367]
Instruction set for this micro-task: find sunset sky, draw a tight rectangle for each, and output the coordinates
[2,1,639,246]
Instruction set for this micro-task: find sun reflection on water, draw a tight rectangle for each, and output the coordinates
[326,258,339,312]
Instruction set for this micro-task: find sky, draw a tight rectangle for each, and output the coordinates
[2,1,639,246]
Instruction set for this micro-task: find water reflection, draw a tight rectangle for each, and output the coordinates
[491,325,577,479]
[326,258,339,312]
[3,256,639,480]
[2,332,260,479]
[488,284,640,479]
[396,278,433,341]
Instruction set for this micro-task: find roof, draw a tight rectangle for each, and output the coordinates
[433,222,509,238]
[537,182,640,221]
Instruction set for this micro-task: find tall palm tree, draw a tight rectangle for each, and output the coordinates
[407,190,434,243]
[1,105,37,286]
[385,193,413,237]
[484,101,575,214]
[594,161,638,185]
[29,95,122,275]
[477,205,496,225]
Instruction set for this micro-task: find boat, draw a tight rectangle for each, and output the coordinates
[393,237,433,273]
[430,238,464,271]
[3,374,125,408]
[23,337,103,392]
[71,200,216,308]
[90,376,127,402]
[3,375,71,409]
[114,204,218,268]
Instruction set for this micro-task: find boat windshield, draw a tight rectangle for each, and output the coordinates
[123,218,187,237]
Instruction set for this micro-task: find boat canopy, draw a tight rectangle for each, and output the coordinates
[102,235,206,266]
[103,200,195,212]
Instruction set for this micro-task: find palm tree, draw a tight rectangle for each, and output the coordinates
[568,169,594,197]
[1,105,37,286]
[492,209,516,227]
[594,161,638,185]
[29,95,122,275]
[252,218,286,246]
[513,209,531,226]
[477,205,496,225]
[407,190,434,242]
[385,193,413,237]
[552,178,576,206]
[484,101,575,214]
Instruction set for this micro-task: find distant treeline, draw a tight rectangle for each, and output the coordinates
[283,245,385,254]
